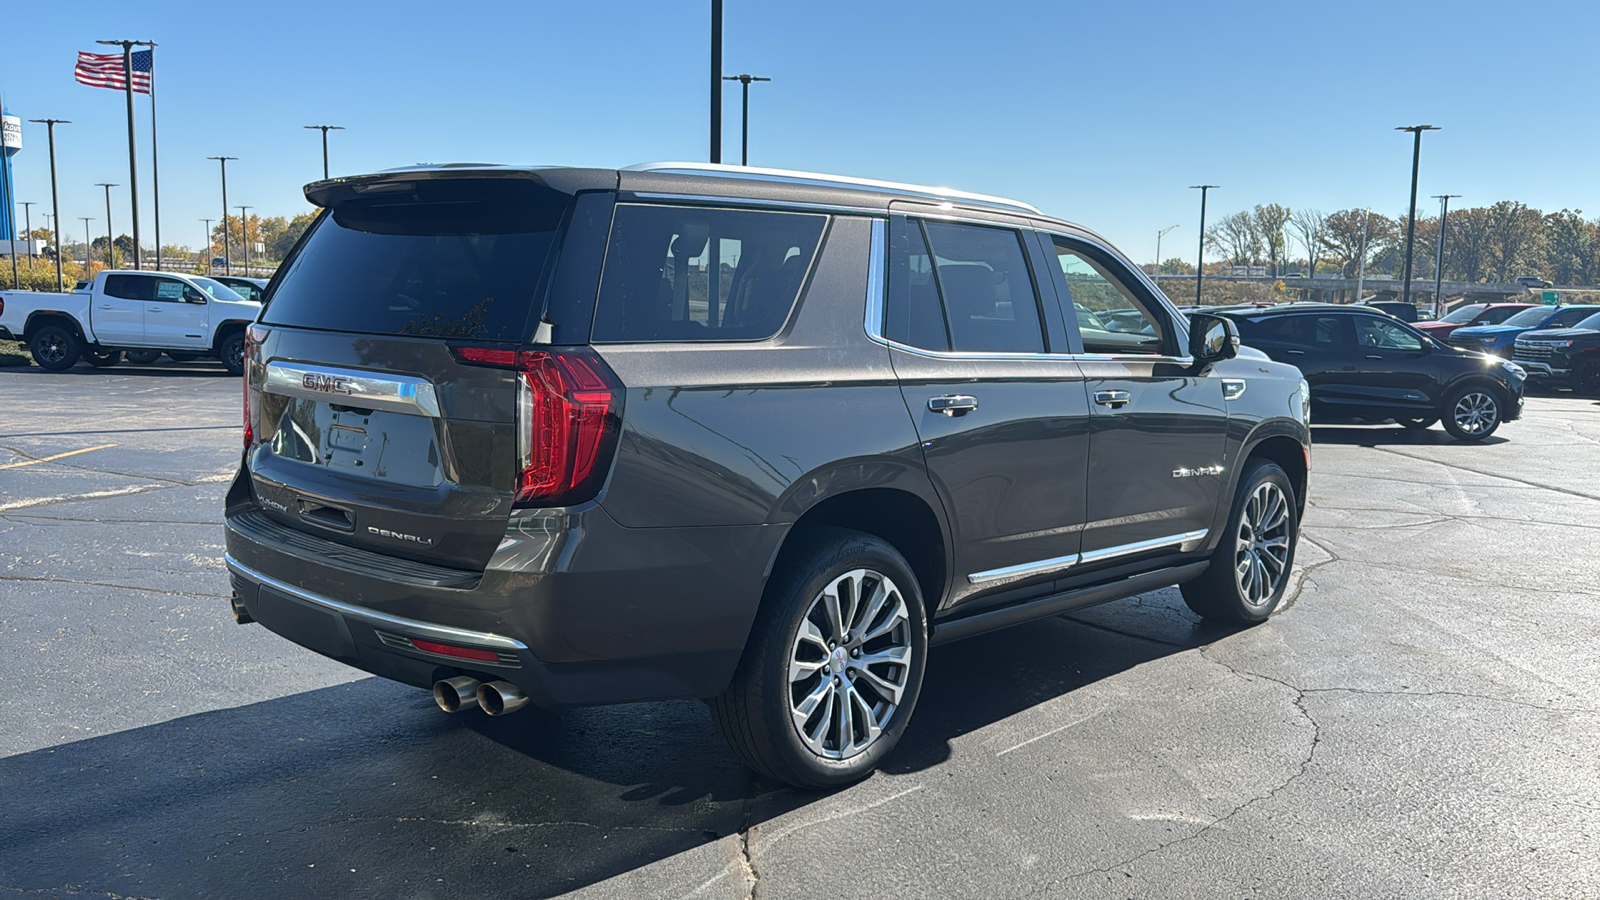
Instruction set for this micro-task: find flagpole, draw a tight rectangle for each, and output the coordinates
[145,42,160,270]
[96,39,141,270]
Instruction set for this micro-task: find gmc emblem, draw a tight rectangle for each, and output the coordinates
[302,373,354,395]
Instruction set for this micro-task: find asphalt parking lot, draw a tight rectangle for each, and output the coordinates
[2,364,1597,899]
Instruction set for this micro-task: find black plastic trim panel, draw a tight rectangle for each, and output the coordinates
[226,509,482,590]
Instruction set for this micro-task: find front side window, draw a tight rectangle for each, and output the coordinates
[1549,307,1600,328]
[593,205,826,343]
[1051,238,1165,355]
[1439,304,1485,324]
[1355,316,1424,351]
[1501,307,1559,328]
[1478,306,1525,325]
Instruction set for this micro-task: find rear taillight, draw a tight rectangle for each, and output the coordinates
[244,325,268,447]
[450,345,623,507]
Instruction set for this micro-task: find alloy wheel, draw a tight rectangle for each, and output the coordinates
[36,334,68,365]
[1451,391,1498,436]
[788,568,913,760]
[1234,482,1291,608]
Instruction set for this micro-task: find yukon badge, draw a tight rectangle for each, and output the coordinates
[302,372,355,395]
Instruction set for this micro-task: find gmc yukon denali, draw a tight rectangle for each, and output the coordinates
[224,163,1312,788]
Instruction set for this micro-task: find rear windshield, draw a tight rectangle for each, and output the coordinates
[592,204,826,343]
[1438,305,1485,324]
[262,179,569,340]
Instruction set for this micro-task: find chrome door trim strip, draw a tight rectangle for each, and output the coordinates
[967,552,1081,586]
[263,361,441,418]
[1079,529,1210,565]
[226,553,528,651]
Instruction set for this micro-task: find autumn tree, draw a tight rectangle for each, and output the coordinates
[1483,201,1544,282]
[1252,204,1292,275]
[1289,209,1325,277]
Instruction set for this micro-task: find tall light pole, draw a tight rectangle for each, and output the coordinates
[1396,125,1439,307]
[710,0,723,163]
[95,183,118,268]
[29,119,69,291]
[1190,185,1218,305]
[1355,208,1371,304]
[237,205,252,275]
[1155,224,1179,276]
[201,218,213,274]
[303,125,344,180]
[721,74,772,166]
[19,201,35,269]
[1432,193,1461,314]
[79,217,95,266]
[207,156,236,275]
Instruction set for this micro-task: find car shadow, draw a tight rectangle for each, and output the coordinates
[0,595,1230,899]
[0,360,228,378]
[1311,424,1510,447]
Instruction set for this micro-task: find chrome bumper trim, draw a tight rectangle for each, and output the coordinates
[225,552,527,651]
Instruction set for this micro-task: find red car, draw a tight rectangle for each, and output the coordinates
[1415,302,1537,339]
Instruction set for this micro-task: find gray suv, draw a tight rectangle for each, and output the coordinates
[225,163,1312,788]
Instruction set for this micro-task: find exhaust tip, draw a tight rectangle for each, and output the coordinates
[230,594,254,625]
[477,680,529,716]
[433,676,482,713]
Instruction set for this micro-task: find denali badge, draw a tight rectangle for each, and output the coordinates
[302,372,355,395]
[1173,465,1225,478]
[367,526,434,546]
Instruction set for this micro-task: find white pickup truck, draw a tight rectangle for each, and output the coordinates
[0,270,262,375]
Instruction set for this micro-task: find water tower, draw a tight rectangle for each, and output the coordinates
[0,107,19,244]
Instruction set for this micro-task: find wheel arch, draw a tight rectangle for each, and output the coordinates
[1203,419,1309,554]
[212,319,253,353]
[23,311,87,344]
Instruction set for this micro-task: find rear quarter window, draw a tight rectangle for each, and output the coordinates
[261,179,569,340]
[591,204,826,343]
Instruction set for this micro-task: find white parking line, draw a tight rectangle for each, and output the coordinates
[996,709,1106,757]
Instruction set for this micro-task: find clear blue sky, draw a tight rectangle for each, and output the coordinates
[3,0,1594,262]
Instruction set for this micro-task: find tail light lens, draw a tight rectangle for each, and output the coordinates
[451,345,624,507]
[244,325,268,447]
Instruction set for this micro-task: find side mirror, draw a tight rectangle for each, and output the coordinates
[184,289,208,304]
[1188,312,1240,366]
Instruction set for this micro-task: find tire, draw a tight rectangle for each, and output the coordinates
[85,348,123,368]
[166,351,203,362]
[1440,384,1503,441]
[218,332,246,376]
[1398,416,1437,430]
[709,527,929,789]
[126,348,162,365]
[28,325,81,371]
[1181,459,1299,626]
[1574,361,1600,397]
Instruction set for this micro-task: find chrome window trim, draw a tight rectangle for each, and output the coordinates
[263,361,441,418]
[629,191,880,216]
[623,161,1042,215]
[967,552,1081,586]
[865,218,886,339]
[965,528,1210,586]
[225,553,529,651]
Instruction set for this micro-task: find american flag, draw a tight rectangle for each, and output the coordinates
[74,50,153,94]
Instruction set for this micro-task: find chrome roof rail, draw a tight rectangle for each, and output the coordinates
[623,161,1042,215]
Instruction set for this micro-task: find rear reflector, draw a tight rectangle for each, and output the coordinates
[450,344,623,507]
[410,638,501,663]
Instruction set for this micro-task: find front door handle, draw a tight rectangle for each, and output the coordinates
[928,394,978,416]
[1364,354,1383,360]
[1284,349,1306,356]
[1093,389,1132,409]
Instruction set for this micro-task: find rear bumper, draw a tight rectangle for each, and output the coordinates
[0,326,17,342]
[224,499,787,707]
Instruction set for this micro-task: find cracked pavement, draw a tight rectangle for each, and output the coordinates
[3,366,1599,899]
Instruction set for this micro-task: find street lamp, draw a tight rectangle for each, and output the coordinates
[1431,194,1461,314]
[79,217,95,265]
[201,218,212,274]
[95,183,118,268]
[1190,185,1218,305]
[1396,125,1440,307]
[207,156,236,275]
[19,201,35,269]
[237,205,252,275]
[721,74,772,166]
[303,125,344,180]
[1154,224,1179,277]
[28,118,70,291]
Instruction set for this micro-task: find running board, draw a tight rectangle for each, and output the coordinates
[930,562,1210,646]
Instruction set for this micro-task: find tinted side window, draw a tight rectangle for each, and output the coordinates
[104,274,153,301]
[1480,307,1523,325]
[1550,308,1597,328]
[921,221,1045,354]
[1245,316,1303,344]
[593,205,826,343]
[1354,316,1423,351]
[884,219,950,351]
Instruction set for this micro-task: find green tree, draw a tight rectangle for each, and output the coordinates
[1444,207,1491,282]
[1252,204,1292,275]
[1322,210,1396,278]
[1483,201,1544,282]
[1541,210,1594,285]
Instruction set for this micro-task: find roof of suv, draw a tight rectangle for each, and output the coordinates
[305,161,1062,224]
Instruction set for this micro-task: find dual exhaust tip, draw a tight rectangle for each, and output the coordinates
[433,676,529,716]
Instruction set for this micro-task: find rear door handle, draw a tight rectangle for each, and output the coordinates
[928,395,978,416]
[1093,389,1132,409]
[1364,354,1383,360]
[1284,349,1306,356]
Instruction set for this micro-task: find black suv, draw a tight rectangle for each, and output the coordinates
[1214,303,1526,440]
[224,163,1311,788]
[1513,309,1600,394]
